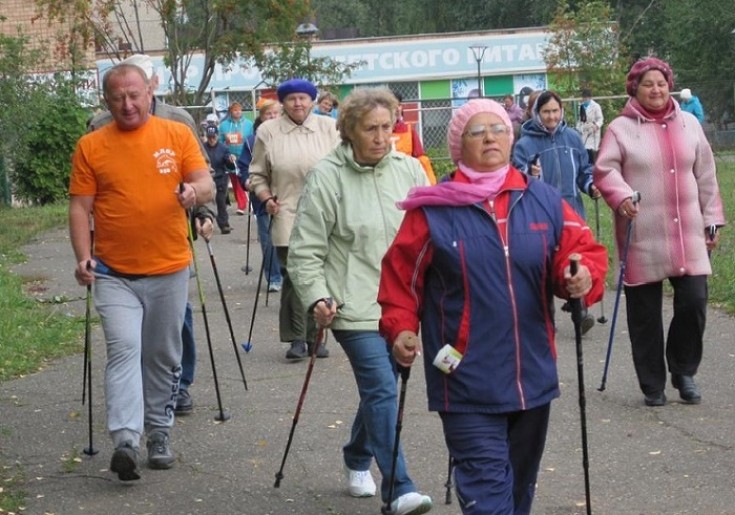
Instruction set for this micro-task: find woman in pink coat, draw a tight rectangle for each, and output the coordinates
[594,57,725,407]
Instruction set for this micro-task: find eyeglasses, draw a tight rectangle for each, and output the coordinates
[463,123,510,139]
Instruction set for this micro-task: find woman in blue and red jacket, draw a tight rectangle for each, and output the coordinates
[378,99,608,515]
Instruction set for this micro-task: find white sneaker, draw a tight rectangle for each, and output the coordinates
[391,492,433,515]
[345,467,376,497]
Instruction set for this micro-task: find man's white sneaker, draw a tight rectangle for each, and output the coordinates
[345,467,376,497]
[391,492,433,515]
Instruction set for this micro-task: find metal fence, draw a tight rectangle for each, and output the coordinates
[178,88,735,181]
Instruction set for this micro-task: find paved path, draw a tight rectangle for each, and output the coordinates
[3,212,735,515]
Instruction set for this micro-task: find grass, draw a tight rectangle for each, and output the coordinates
[0,202,83,514]
[0,203,84,382]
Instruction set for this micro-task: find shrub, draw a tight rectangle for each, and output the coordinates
[10,79,88,205]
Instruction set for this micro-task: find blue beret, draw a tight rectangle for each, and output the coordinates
[277,78,318,103]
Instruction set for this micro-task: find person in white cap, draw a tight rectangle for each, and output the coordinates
[679,88,705,124]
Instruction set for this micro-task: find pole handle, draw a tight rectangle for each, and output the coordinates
[397,365,411,383]
[569,254,583,323]
[569,253,580,276]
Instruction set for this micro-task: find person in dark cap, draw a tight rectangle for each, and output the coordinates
[595,56,725,407]
[204,125,235,235]
[249,78,340,360]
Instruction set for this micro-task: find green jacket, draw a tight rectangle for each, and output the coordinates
[288,143,429,331]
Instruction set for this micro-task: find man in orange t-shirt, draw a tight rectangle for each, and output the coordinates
[69,63,211,482]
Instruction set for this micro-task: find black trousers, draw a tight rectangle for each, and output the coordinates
[624,275,707,395]
[214,175,230,229]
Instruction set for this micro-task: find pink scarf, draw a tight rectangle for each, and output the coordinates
[630,97,676,121]
[397,163,510,210]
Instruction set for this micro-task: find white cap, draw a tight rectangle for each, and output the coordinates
[680,88,692,100]
[120,54,154,80]
[206,113,218,123]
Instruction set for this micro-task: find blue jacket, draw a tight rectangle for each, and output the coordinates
[379,169,608,415]
[236,134,266,215]
[680,96,705,124]
[218,116,254,156]
[512,117,594,218]
[421,180,563,413]
[204,140,232,180]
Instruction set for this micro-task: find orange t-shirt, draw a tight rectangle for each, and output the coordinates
[70,116,208,275]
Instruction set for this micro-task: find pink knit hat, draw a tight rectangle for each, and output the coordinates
[447,99,513,164]
[626,57,674,96]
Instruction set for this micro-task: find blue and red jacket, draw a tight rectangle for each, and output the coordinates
[379,168,607,414]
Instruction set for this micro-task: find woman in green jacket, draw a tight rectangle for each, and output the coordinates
[288,88,433,515]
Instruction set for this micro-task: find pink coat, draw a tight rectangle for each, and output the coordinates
[594,99,725,285]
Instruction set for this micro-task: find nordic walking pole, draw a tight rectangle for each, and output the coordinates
[444,454,454,504]
[593,197,607,324]
[81,226,93,404]
[183,184,231,422]
[382,364,411,515]
[265,224,276,306]
[274,299,332,488]
[598,192,640,392]
[569,254,592,515]
[708,224,717,258]
[82,258,98,456]
[244,196,253,274]
[205,239,248,391]
[265,240,275,307]
[242,214,274,353]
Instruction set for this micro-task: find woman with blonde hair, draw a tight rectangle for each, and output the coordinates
[288,87,433,515]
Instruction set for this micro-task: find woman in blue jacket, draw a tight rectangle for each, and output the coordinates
[512,90,599,219]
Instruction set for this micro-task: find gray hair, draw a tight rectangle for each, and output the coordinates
[102,63,150,99]
[337,88,398,144]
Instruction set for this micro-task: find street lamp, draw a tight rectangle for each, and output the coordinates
[295,22,319,81]
[468,44,488,98]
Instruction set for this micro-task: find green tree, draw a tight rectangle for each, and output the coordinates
[544,0,629,123]
[11,78,88,204]
[35,0,313,107]
[312,0,558,37]
[254,40,362,88]
[0,31,88,205]
[660,0,735,126]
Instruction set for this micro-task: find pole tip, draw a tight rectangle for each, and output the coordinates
[83,447,99,456]
[241,342,252,353]
[214,409,231,422]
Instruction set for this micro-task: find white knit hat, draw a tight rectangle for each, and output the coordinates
[447,99,513,164]
[121,54,154,80]
[680,88,692,100]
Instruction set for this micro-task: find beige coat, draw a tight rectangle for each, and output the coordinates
[249,113,340,246]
